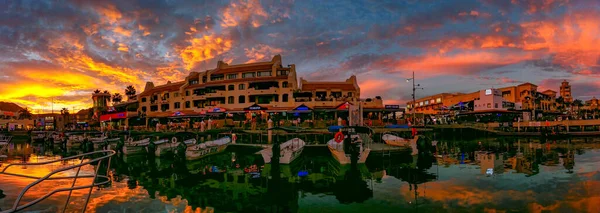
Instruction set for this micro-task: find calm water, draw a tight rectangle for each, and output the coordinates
[0,137,599,213]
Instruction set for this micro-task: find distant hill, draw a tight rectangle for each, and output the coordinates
[0,101,24,112]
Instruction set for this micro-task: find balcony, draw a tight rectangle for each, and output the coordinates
[247,87,279,94]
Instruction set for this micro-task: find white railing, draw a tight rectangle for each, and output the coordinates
[0,150,116,213]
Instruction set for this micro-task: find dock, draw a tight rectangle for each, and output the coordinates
[230,142,409,153]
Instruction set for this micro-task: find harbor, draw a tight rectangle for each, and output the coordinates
[0,131,598,212]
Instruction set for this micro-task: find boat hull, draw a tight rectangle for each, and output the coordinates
[327,143,370,164]
[185,144,228,161]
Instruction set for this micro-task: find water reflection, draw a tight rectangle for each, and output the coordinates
[0,137,598,212]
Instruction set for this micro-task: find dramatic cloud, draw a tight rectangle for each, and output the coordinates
[1,0,600,110]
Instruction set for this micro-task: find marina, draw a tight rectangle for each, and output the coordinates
[0,132,598,212]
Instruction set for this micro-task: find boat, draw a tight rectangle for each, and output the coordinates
[382,133,419,147]
[30,131,51,143]
[120,132,153,155]
[64,132,88,147]
[326,126,372,164]
[260,138,305,164]
[183,136,231,161]
[0,134,12,158]
[147,132,195,157]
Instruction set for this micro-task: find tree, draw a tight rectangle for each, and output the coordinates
[125,85,137,100]
[112,93,123,104]
[103,90,109,94]
[61,108,70,129]
[573,99,584,113]
[94,89,101,94]
[18,107,33,119]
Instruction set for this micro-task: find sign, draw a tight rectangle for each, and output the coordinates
[385,105,400,109]
[244,104,267,111]
[341,127,356,133]
[100,112,127,122]
[485,89,492,95]
[295,106,310,111]
[172,111,185,116]
[212,107,221,112]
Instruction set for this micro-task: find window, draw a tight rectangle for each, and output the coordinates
[277,70,289,76]
[174,92,179,97]
[419,102,423,106]
[425,100,429,105]
[228,96,234,104]
[163,93,169,99]
[141,106,147,112]
[430,99,435,104]
[141,97,147,102]
[282,94,289,102]
[239,84,245,90]
[174,102,181,109]
[161,104,170,111]
[495,103,498,108]
[487,103,491,108]
[257,71,271,77]
[210,74,224,81]
[436,98,441,103]
[228,85,234,91]
[185,101,190,108]
[242,72,255,78]
[239,96,246,104]
[185,90,190,96]
[348,92,353,97]
[150,105,158,112]
[227,74,237,79]
[189,80,199,85]
[282,81,289,88]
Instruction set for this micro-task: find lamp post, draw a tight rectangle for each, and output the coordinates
[406,72,423,125]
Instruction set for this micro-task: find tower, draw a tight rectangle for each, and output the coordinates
[560,80,572,103]
[92,91,111,120]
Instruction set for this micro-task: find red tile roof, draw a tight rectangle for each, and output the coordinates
[0,102,24,112]
[139,81,185,97]
[302,82,356,91]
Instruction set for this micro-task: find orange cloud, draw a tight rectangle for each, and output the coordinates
[179,34,233,70]
[117,43,129,52]
[244,44,283,63]
[220,0,268,28]
[113,26,132,37]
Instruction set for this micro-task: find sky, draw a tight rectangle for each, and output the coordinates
[1,0,600,112]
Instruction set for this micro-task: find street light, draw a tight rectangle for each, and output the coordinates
[406,71,423,125]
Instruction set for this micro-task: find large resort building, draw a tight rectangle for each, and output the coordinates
[133,55,390,126]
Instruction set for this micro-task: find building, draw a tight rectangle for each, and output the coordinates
[136,55,386,123]
[0,101,23,119]
[474,89,512,111]
[560,80,573,103]
[407,82,556,114]
[584,97,599,110]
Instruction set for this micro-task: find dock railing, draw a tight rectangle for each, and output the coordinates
[0,150,116,213]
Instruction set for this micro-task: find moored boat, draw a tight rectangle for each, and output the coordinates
[382,134,419,147]
[260,138,305,164]
[148,132,198,157]
[183,136,231,161]
[326,126,372,164]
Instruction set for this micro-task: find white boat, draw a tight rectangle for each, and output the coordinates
[260,138,305,164]
[122,138,151,155]
[184,137,230,161]
[382,134,419,147]
[152,138,196,157]
[0,134,12,158]
[31,131,49,142]
[327,135,370,164]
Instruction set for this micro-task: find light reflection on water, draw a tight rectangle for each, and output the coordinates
[0,137,598,213]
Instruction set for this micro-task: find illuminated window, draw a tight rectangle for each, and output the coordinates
[425,101,429,105]
[436,98,441,103]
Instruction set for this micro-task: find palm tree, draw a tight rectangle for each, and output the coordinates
[18,107,33,119]
[556,96,565,111]
[103,90,109,94]
[125,85,137,101]
[112,93,123,104]
[573,99,584,114]
[94,89,101,94]
[61,108,70,128]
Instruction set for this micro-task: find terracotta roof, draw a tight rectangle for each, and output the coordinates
[139,81,185,97]
[542,89,557,93]
[302,82,356,91]
[518,82,537,87]
[212,63,274,75]
[186,76,287,89]
[0,102,24,112]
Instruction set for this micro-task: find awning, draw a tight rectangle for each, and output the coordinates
[335,102,352,110]
[100,112,127,122]
[292,104,312,113]
[208,107,227,113]
[244,104,268,111]
[172,111,186,116]
[2,111,15,116]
